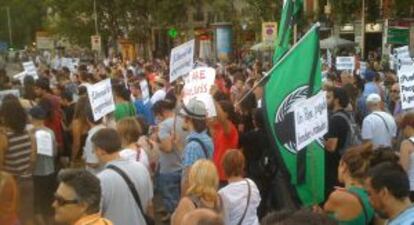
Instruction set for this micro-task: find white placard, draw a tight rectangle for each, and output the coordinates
[327,49,332,68]
[294,92,328,151]
[183,67,217,117]
[398,62,414,110]
[336,57,355,71]
[22,61,38,78]
[359,61,367,75]
[394,46,410,59]
[169,39,195,83]
[87,79,115,121]
[0,89,20,104]
[139,80,150,104]
[35,130,53,156]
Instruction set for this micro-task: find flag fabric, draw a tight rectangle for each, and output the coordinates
[263,24,325,206]
[273,0,303,64]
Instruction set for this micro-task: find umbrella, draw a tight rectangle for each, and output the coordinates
[320,35,356,49]
[250,41,274,51]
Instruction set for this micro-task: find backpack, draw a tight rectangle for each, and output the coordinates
[333,111,362,155]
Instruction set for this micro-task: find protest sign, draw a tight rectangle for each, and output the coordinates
[87,79,115,121]
[61,57,80,72]
[169,39,195,83]
[327,49,332,68]
[398,61,414,110]
[35,130,54,157]
[140,80,150,104]
[336,57,355,71]
[22,61,38,78]
[359,61,367,75]
[294,91,328,151]
[394,46,410,59]
[0,89,20,104]
[183,67,216,117]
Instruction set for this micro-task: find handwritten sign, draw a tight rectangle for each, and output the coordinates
[0,89,20,104]
[359,61,367,75]
[394,46,410,60]
[294,92,328,151]
[183,67,216,117]
[35,130,54,157]
[398,62,414,110]
[140,80,150,104]
[336,57,355,71]
[169,39,195,83]
[87,79,115,121]
[22,61,38,79]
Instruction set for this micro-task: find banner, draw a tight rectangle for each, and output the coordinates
[294,91,328,150]
[22,61,38,79]
[264,24,324,206]
[87,79,115,121]
[398,61,414,110]
[394,46,410,59]
[169,39,195,83]
[262,22,278,42]
[336,56,355,71]
[183,67,217,117]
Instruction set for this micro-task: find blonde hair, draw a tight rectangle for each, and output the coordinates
[187,160,219,202]
[116,117,142,145]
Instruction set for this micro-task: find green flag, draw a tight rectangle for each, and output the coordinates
[273,0,303,64]
[264,24,324,206]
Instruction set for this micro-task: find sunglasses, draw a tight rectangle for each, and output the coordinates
[54,194,79,206]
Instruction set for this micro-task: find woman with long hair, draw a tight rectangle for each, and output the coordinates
[323,144,375,225]
[0,95,34,225]
[116,117,149,170]
[70,96,91,166]
[172,160,223,225]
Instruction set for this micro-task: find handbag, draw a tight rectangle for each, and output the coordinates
[237,179,252,225]
[107,165,155,225]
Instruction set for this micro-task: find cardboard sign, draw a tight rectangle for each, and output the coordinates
[91,35,101,51]
[0,89,20,104]
[183,67,216,117]
[169,39,195,83]
[35,130,54,157]
[87,79,115,121]
[262,22,278,42]
[294,92,328,150]
[22,61,38,78]
[336,57,355,71]
[398,62,414,110]
[139,80,150,104]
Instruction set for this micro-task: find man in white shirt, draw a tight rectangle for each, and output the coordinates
[83,106,106,174]
[93,128,154,225]
[150,77,166,105]
[361,93,397,149]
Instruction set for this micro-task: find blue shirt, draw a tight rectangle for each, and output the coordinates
[133,99,155,125]
[388,205,414,225]
[182,130,213,168]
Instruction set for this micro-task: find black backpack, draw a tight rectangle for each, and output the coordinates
[333,111,362,155]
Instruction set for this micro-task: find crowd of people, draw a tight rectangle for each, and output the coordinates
[0,49,413,225]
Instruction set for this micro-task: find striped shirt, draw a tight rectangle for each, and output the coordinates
[4,131,32,178]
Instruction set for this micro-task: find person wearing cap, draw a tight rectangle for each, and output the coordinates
[356,70,381,121]
[361,93,397,149]
[29,105,58,225]
[180,98,214,194]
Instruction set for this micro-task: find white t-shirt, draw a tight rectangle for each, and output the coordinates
[83,124,106,164]
[219,179,261,225]
[119,148,150,171]
[361,111,397,149]
[150,88,166,105]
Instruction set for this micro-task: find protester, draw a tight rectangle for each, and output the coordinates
[182,209,224,225]
[116,117,150,169]
[113,83,136,121]
[0,95,34,225]
[70,96,90,166]
[323,144,374,225]
[152,98,188,221]
[172,160,222,225]
[92,128,153,225]
[0,171,19,225]
[180,99,214,191]
[29,106,57,225]
[399,112,414,201]
[53,169,113,225]
[361,93,397,149]
[219,149,260,225]
[365,162,414,224]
